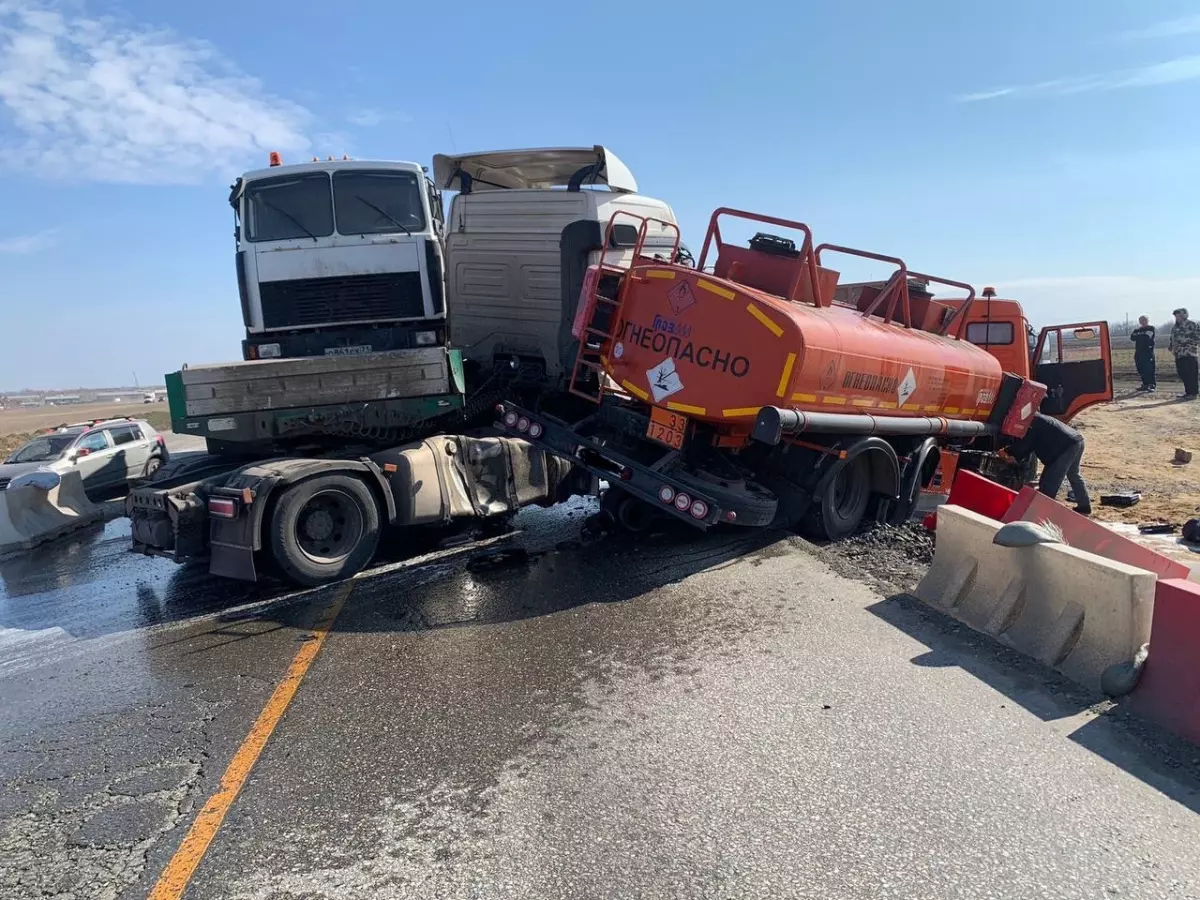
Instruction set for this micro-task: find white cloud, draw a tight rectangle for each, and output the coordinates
[1123,14,1200,41]
[989,275,1200,324]
[345,108,411,128]
[0,227,59,253]
[956,55,1200,102]
[347,108,384,127]
[0,1,312,183]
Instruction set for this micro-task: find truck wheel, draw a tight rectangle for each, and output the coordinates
[613,493,656,533]
[803,453,871,541]
[268,475,381,587]
[143,457,162,478]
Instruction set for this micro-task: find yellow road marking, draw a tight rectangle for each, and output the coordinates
[851,398,876,408]
[148,582,355,900]
[822,396,848,405]
[722,406,762,418]
[647,269,676,280]
[791,392,817,403]
[775,352,797,398]
[621,379,650,401]
[696,279,736,300]
[746,304,784,337]
[666,401,706,415]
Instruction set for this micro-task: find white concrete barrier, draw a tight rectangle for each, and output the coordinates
[916,504,1157,693]
[0,471,104,557]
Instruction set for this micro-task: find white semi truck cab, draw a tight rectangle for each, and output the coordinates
[230,154,447,360]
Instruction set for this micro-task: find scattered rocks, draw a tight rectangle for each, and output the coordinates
[818,521,935,593]
[1175,447,1193,464]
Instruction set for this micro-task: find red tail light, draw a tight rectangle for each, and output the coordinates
[208,498,238,519]
[155,435,165,446]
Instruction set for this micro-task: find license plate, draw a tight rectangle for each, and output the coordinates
[324,345,373,356]
[646,407,688,450]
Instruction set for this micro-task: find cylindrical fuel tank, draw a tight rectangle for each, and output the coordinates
[603,265,1004,424]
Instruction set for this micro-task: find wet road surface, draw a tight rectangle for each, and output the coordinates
[2,503,1200,899]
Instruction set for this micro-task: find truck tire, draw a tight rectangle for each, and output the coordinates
[803,453,872,541]
[268,474,381,587]
[603,488,656,533]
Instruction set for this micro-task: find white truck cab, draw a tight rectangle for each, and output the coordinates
[230,156,447,360]
[434,146,682,380]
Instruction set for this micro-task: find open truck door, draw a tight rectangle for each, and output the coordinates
[1033,321,1113,422]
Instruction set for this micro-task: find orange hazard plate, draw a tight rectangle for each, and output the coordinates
[647,407,688,450]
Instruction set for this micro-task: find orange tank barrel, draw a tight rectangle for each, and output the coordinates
[603,268,1003,425]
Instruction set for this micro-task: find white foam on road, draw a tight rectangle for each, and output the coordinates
[0,624,74,674]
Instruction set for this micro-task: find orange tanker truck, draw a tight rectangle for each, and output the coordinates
[495,207,1112,538]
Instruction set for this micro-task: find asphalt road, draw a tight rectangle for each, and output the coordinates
[2,504,1199,900]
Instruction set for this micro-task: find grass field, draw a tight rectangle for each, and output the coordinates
[1110,346,1177,382]
[0,403,171,459]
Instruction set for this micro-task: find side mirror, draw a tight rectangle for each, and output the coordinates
[608,223,639,249]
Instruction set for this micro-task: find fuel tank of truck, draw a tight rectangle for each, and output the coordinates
[603,265,1005,424]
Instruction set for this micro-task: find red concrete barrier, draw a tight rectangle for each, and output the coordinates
[1002,488,1189,581]
[946,469,1018,522]
[1131,578,1200,745]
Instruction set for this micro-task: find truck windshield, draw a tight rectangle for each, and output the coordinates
[333,170,426,236]
[245,172,335,242]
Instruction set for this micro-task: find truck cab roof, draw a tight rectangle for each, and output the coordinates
[432,146,638,194]
[239,158,425,183]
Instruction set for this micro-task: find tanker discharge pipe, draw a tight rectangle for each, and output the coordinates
[751,407,995,447]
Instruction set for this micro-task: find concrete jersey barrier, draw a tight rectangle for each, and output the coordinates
[916,504,1156,693]
[0,471,104,557]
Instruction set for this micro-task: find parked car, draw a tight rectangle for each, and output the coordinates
[0,418,169,492]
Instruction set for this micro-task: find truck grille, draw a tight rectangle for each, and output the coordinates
[259,272,425,329]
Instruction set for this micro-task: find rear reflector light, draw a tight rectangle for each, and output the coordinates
[689,499,709,519]
[208,498,238,519]
[619,467,633,481]
[528,422,544,439]
[658,486,675,504]
[516,416,530,433]
[673,492,692,512]
[724,510,737,522]
[503,411,519,428]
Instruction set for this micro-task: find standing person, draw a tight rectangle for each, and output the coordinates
[1169,307,1200,400]
[1005,412,1092,515]
[1130,316,1157,392]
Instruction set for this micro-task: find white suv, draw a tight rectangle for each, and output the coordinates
[0,418,169,492]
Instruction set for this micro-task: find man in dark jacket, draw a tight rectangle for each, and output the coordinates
[1170,307,1200,400]
[1005,412,1091,514]
[1130,316,1156,392]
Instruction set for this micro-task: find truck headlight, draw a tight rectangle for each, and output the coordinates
[414,331,437,346]
[257,343,282,358]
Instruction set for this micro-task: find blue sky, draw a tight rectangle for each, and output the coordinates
[3,0,1200,389]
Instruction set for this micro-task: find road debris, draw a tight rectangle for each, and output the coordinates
[1176,447,1194,464]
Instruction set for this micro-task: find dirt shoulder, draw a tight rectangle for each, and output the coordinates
[1073,380,1200,526]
